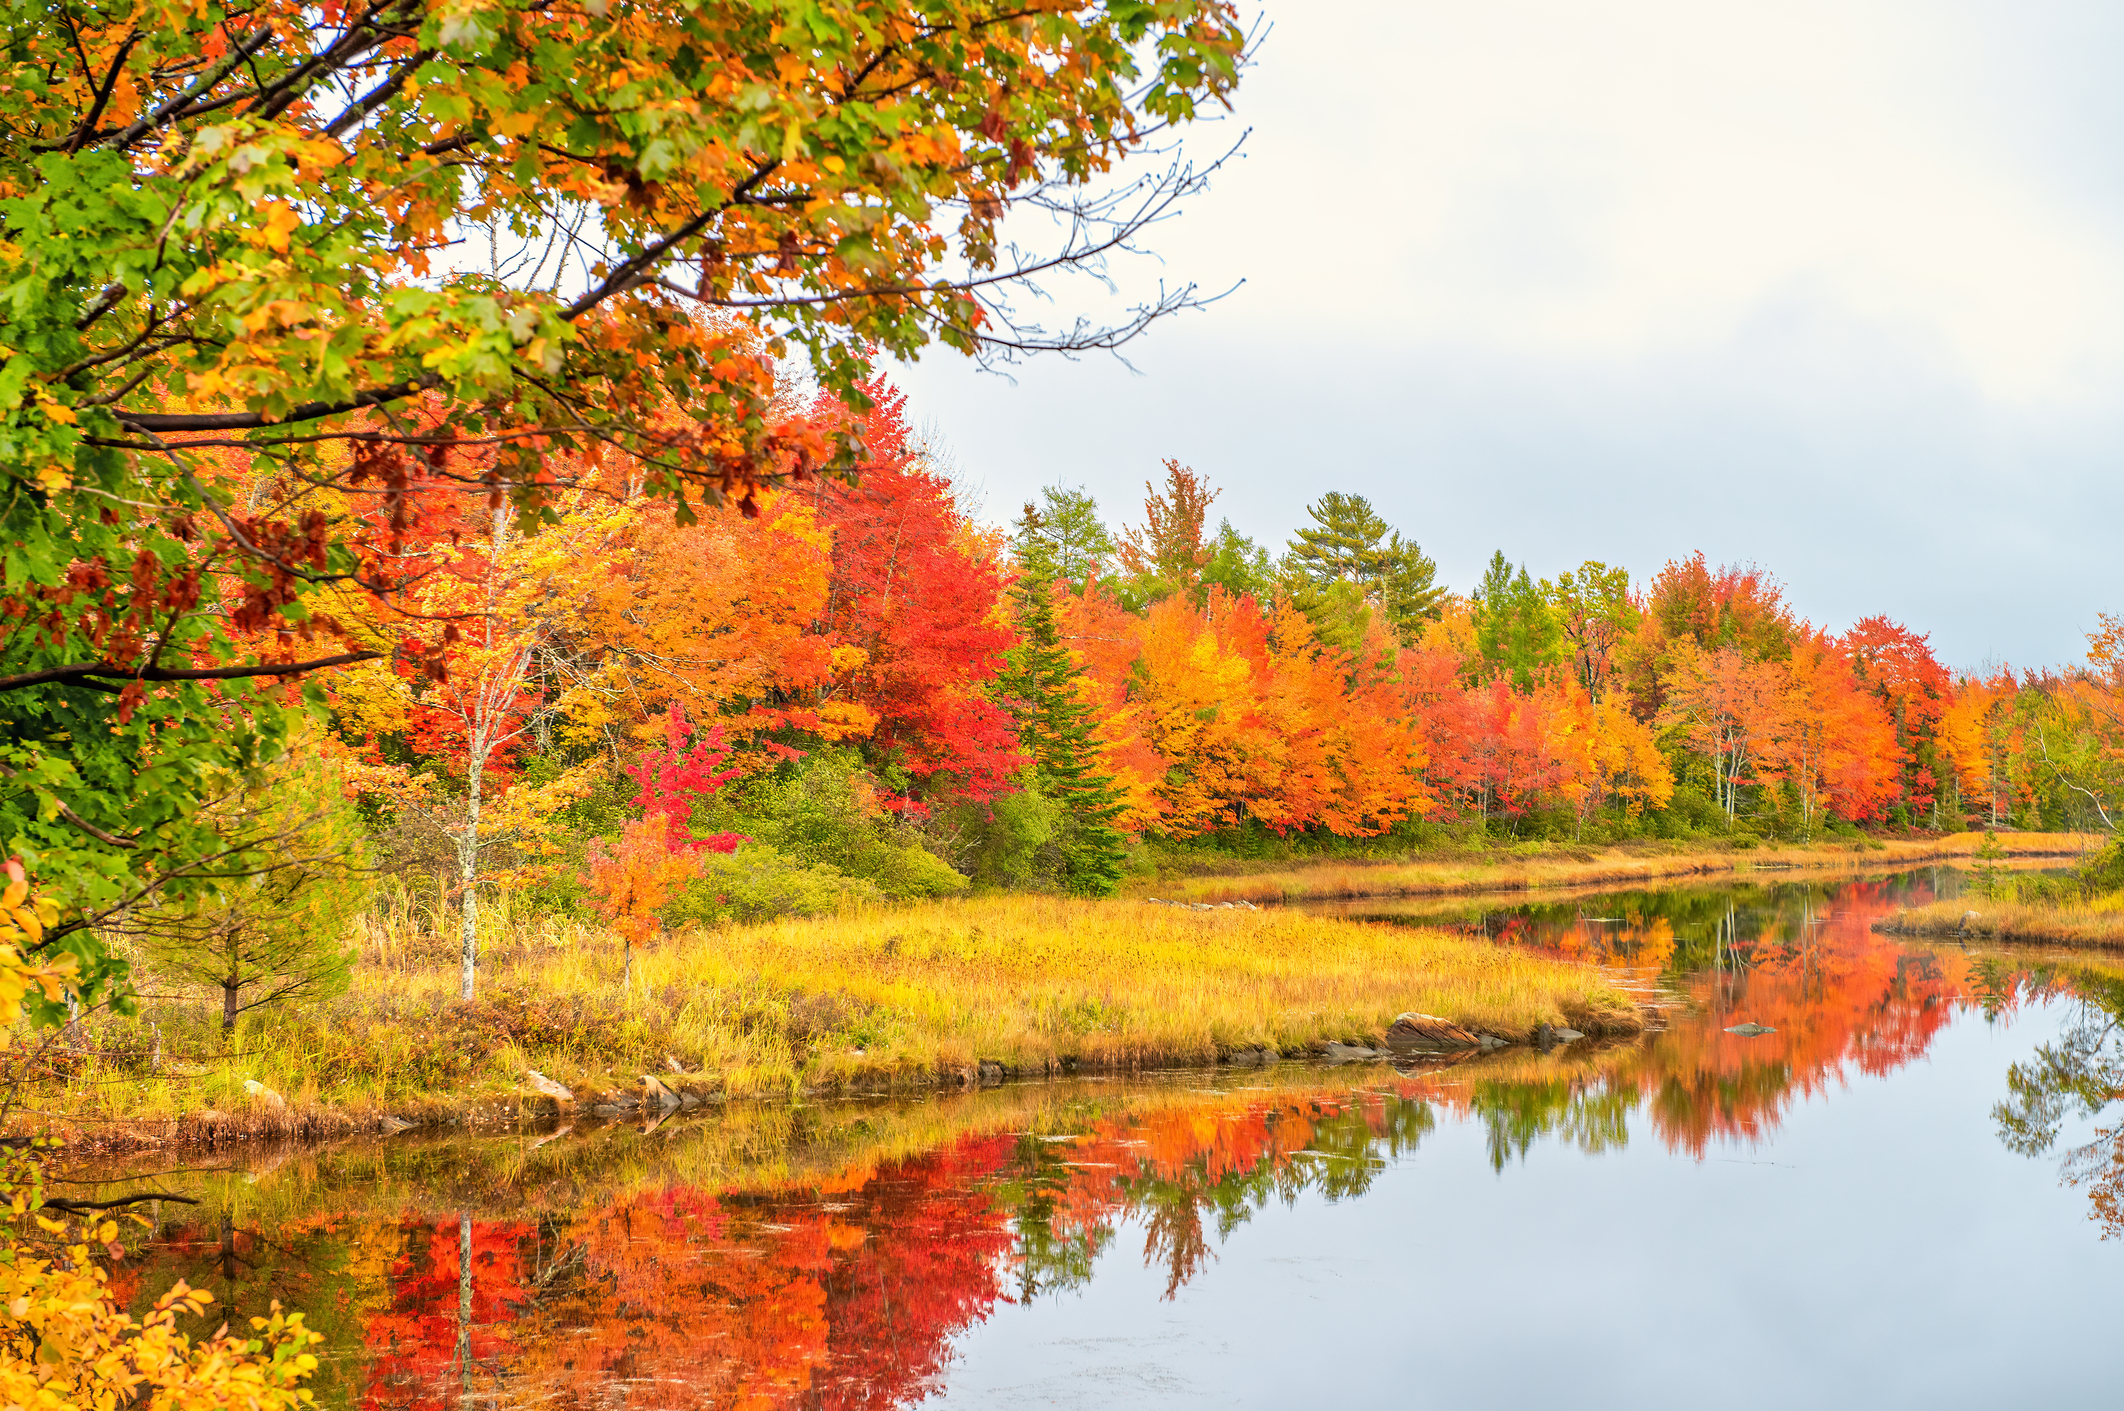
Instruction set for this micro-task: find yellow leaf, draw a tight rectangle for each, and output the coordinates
[259,202,300,253]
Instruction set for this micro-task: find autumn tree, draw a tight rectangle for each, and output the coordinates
[1618,553,1796,715]
[810,380,1021,804]
[1767,634,1898,839]
[1660,645,1783,825]
[1232,598,1431,834]
[553,485,876,748]
[1843,616,1950,826]
[586,706,744,989]
[1117,461,1220,603]
[1545,561,1638,701]
[1555,691,1674,836]
[1940,670,2027,827]
[0,0,1244,988]
[349,487,631,999]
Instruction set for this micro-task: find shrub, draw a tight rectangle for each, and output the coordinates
[662,845,889,925]
[714,750,969,899]
[929,780,1064,888]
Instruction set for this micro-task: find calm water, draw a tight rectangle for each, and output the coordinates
[79,871,2124,1409]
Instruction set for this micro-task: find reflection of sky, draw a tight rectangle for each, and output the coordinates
[895,1,2124,668]
[934,999,2117,1408]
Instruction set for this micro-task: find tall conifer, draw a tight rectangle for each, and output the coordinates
[1282,491,1445,636]
[1004,507,1131,895]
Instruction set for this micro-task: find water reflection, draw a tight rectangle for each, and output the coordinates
[81,871,2124,1409]
[1994,962,2124,1238]
[1343,874,2004,1163]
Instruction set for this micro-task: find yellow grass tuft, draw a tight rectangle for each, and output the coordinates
[1880,893,2124,949]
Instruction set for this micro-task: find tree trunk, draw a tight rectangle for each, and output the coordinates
[456,1210,473,1391]
[459,763,482,1002]
[222,980,239,1032]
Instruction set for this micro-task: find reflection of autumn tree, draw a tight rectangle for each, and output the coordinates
[1619,880,1979,1157]
[1009,1093,1435,1302]
[499,1187,832,1410]
[363,1215,533,1411]
[1994,967,2124,1238]
[809,1136,1019,1411]
[1446,879,1995,1161]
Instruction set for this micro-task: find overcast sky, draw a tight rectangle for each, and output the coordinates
[891,0,2124,670]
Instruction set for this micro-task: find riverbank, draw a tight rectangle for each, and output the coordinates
[1876,895,2124,948]
[1134,831,2098,905]
[25,894,1644,1152]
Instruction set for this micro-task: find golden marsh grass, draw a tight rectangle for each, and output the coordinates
[28,893,1641,1146]
[1882,893,2124,949]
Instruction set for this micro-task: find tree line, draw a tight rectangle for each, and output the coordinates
[259,369,2124,986]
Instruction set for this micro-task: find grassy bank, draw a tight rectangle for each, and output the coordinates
[1877,894,2124,949]
[1135,832,2100,905]
[25,894,1643,1149]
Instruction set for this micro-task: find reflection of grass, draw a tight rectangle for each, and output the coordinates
[57,1064,1476,1225]
[36,894,1640,1146]
[1884,895,2124,949]
[1142,832,2100,905]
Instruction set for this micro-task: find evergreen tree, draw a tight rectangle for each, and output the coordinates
[128,748,369,1031]
[1003,508,1132,895]
[1281,491,1444,636]
[1471,550,1565,690]
[1201,518,1277,602]
[1029,484,1118,586]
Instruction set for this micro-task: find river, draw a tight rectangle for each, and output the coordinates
[79,869,2124,1408]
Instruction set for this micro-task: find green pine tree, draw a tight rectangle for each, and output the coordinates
[1028,484,1118,587]
[1471,550,1564,690]
[1004,507,1131,895]
[1201,518,1276,601]
[1281,491,1444,639]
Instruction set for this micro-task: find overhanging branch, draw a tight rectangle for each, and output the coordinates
[0,650,381,694]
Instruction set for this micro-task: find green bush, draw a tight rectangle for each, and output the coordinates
[930,779,1064,888]
[662,845,888,926]
[708,749,969,900]
[2077,835,2124,897]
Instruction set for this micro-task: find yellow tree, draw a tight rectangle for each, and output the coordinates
[337,491,629,999]
[1658,643,1785,825]
[1940,670,2025,827]
[1554,688,1673,837]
